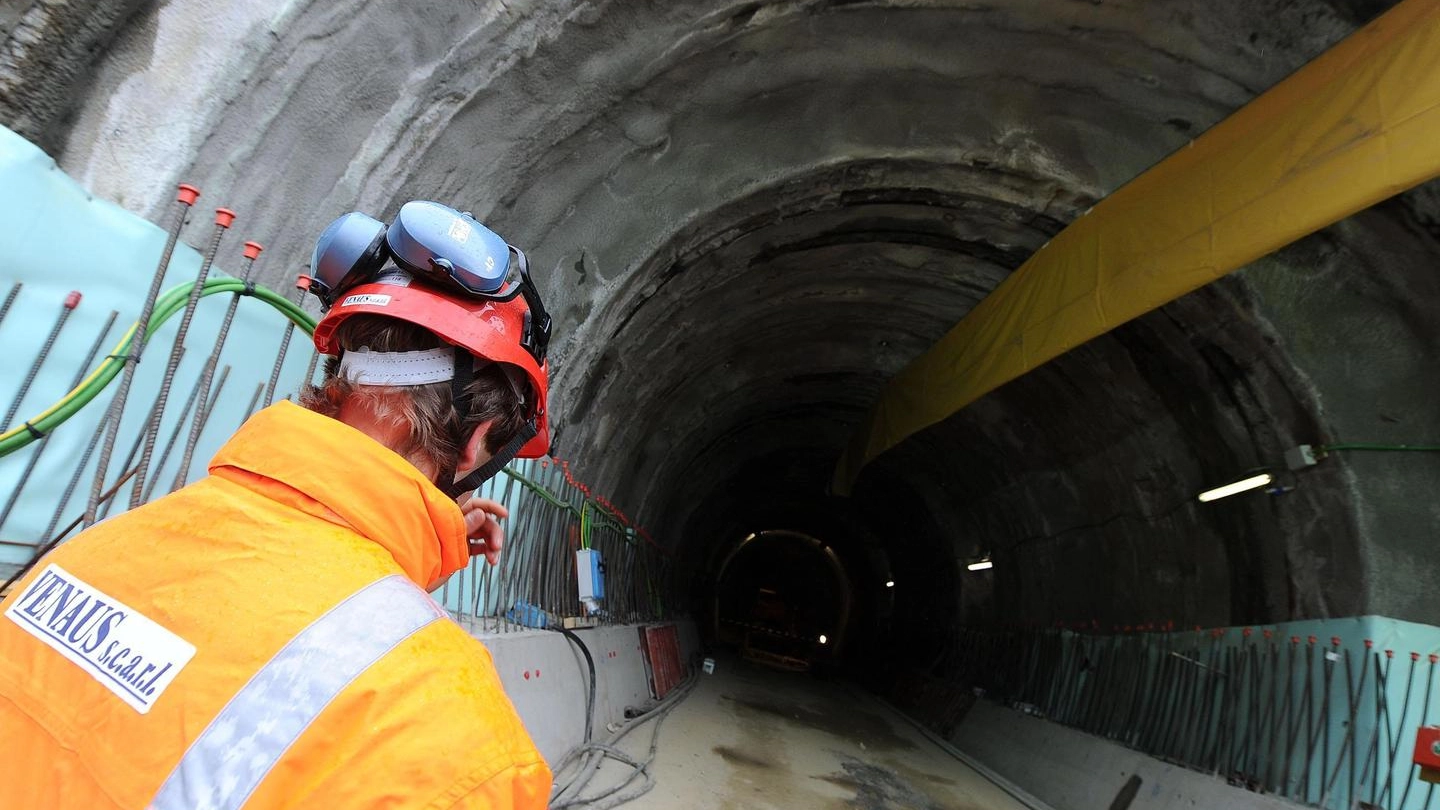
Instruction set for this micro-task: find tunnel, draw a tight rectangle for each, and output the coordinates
[4,0,1440,808]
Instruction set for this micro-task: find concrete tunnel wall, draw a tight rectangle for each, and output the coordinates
[4,0,1440,693]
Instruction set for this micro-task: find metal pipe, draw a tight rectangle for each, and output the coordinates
[1360,650,1388,804]
[1380,651,1418,810]
[0,310,116,534]
[297,349,322,398]
[144,364,226,501]
[173,241,262,491]
[1282,637,1300,796]
[0,281,21,328]
[43,410,111,541]
[99,348,185,520]
[1,465,138,594]
[131,207,235,507]
[1322,642,1368,808]
[238,382,265,426]
[2,290,82,432]
[1403,654,1438,810]
[263,290,297,408]
[1261,633,1280,794]
[86,184,199,526]
[1317,637,1339,804]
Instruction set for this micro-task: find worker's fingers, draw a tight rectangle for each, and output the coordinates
[468,525,503,565]
[457,494,509,520]
[457,494,507,565]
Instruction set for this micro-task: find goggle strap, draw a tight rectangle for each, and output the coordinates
[451,348,474,419]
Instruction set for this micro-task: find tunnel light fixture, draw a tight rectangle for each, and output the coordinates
[966,557,993,572]
[885,580,895,588]
[1197,473,1273,503]
[818,634,828,645]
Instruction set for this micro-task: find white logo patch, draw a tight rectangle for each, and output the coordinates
[5,564,196,714]
[447,218,472,243]
[341,293,391,308]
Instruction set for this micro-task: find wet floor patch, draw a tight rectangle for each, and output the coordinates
[814,758,951,810]
[721,693,917,751]
[713,744,776,770]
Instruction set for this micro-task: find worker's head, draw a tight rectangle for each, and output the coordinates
[300,201,551,494]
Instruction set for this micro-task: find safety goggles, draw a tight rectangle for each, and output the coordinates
[302,202,552,363]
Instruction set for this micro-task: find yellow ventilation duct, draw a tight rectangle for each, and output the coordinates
[834,0,1440,495]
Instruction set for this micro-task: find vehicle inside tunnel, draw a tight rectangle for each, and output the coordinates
[3,0,1440,808]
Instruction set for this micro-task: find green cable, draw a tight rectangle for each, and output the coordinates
[0,278,314,458]
[499,466,581,516]
[1319,443,1440,453]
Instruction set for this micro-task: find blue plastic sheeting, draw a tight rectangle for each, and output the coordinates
[0,126,314,564]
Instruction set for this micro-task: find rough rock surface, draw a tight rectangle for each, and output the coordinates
[3,0,1438,681]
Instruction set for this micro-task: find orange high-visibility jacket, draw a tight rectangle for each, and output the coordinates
[0,401,552,809]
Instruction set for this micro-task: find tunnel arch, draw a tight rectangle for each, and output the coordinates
[6,0,1439,667]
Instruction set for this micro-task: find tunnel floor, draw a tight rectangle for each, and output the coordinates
[611,654,1032,810]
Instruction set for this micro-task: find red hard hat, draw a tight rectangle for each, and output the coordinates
[312,279,550,458]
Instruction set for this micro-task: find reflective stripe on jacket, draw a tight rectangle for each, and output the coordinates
[0,401,551,809]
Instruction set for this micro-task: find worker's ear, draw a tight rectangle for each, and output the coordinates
[455,419,496,480]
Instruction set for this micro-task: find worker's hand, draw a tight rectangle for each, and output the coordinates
[458,494,509,565]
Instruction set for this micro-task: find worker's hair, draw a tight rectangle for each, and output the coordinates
[300,315,528,474]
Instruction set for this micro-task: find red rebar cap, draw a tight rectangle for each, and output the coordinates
[1308,635,1317,644]
[1387,649,1395,658]
[295,275,313,292]
[215,208,237,228]
[1291,636,1301,644]
[1366,639,1374,648]
[1331,636,1341,647]
[243,241,264,260]
[1413,652,1421,661]
[1243,627,1253,637]
[176,184,200,205]
[1431,654,1438,663]
[63,290,82,309]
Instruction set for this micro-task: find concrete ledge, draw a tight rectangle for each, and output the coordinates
[950,702,1308,810]
[462,619,698,765]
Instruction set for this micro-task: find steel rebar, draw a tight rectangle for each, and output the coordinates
[0,310,116,534]
[173,241,261,490]
[130,207,234,507]
[2,290,82,432]
[86,185,199,526]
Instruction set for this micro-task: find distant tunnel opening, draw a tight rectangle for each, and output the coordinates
[712,529,852,671]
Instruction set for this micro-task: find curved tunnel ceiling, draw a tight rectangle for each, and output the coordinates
[11,0,1440,652]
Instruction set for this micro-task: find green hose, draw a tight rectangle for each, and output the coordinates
[1320,443,1440,453]
[0,278,314,459]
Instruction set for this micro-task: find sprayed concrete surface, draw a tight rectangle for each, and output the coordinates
[608,656,1031,810]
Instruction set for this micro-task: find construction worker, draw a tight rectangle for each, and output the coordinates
[0,201,554,808]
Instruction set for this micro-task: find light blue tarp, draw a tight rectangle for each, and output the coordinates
[0,126,314,562]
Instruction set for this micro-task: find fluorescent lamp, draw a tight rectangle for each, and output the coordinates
[967,559,993,572]
[885,580,895,588]
[1197,473,1273,503]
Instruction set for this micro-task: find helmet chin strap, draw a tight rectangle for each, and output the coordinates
[336,345,537,498]
[444,419,538,499]
[439,346,538,499]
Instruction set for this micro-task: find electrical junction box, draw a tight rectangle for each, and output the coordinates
[1285,444,1319,470]
[576,549,604,613]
